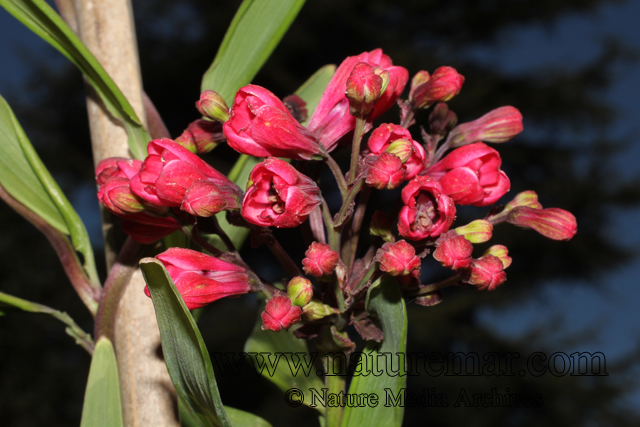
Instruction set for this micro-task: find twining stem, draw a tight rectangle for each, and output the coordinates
[94,237,143,341]
[323,152,348,200]
[342,186,371,272]
[255,227,303,278]
[333,178,365,228]
[348,117,367,183]
[321,198,341,253]
[409,272,462,296]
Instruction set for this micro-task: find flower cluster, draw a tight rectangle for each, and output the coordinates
[95,48,576,339]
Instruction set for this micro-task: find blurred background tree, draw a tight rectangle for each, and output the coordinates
[1,0,639,426]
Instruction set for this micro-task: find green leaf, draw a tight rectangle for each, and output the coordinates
[340,277,407,427]
[202,0,306,104]
[80,337,124,427]
[244,309,324,412]
[140,258,231,427]
[0,95,99,284]
[295,65,336,126]
[0,0,149,158]
[226,407,273,427]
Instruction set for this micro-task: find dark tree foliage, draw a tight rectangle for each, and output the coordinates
[0,0,638,426]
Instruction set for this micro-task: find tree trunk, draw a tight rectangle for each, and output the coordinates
[73,0,179,425]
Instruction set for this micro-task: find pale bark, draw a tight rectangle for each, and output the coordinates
[73,0,179,425]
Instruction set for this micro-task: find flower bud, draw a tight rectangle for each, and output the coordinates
[345,62,384,117]
[377,240,421,276]
[174,131,198,153]
[385,138,413,163]
[261,295,302,332]
[176,119,225,154]
[454,220,493,243]
[287,277,314,307]
[467,255,507,291]
[409,66,464,109]
[181,179,242,217]
[409,70,430,101]
[365,152,405,190]
[99,178,146,215]
[196,90,230,122]
[483,245,512,268]
[302,300,338,321]
[302,242,340,277]
[429,103,458,137]
[504,191,543,212]
[508,207,577,241]
[433,234,473,270]
[448,106,523,147]
[370,211,394,242]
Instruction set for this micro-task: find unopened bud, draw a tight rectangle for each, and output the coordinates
[483,245,512,268]
[429,103,458,138]
[410,66,464,109]
[385,138,413,163]
[287,276,313,307]
[409,70,430,101]
[176,119,225,154]
[505,191,543,212]
[345,62,383,117]
[467,255,506,291]
[365,153,405,190]
[174,131,198,153]
[377,240,421,276]
[433,234,473,270]
[370,211,394,242]
[261,295,302,332]
[181,180,241,217]
[449,106,523,147]
[99,178,146,215]
[302,242,340,277]
[508,207,577,241]
[455,220,493,243]
[196,90,230,122]
[302,300,338,321]
[374,68,391,96]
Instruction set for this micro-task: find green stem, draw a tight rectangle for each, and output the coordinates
[342,186,371,273]
[323,152,348,200]
[349,261,377,295]
[409,272,462,297]
[348,117,367,183]
[400,108,415,129]
[202,215,237,253]
[333,178,365,228]
[255,226,303,278]
[321,198,340,253]
[227,154,250,182]
[325,351,346,427]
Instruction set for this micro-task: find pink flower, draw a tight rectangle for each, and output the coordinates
[302,242,340,277]
[121,212,181,244]
[377,240,421,276]
[448,106,523,147]
[508,207,577,241]
[241,157,321,228]
[409,66,465,109]
[433,234,473,270]
[130,139,239,211]
[181,179,241,218]
[398,176,456,240]
[306,49,409,151]
[144,248,251,310]
[367,123,426,179]
[223,85,322,160]
[424,142,510,206]
[467,255,507,291]
[96,158,147,215]
[261,295,302,332]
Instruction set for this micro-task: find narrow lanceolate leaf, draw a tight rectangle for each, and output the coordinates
[0,291,94,353]
[0,0,149,158]
[80,337,123,427]
[244,310,324,412]
[140,258,231,427]
[0,95,99,286]
[225,407,273,427]
[201,0,306,103]
[341,277,408,427]
[295,65,336,126]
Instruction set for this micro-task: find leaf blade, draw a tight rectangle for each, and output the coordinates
[140,258,231,427]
